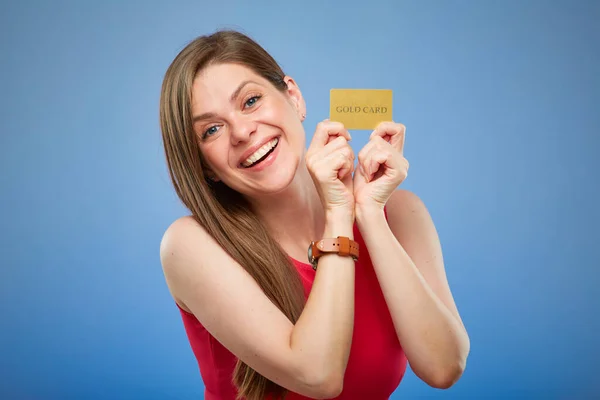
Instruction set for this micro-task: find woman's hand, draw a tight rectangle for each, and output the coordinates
[305,120,355,217]
[353,122,409,212]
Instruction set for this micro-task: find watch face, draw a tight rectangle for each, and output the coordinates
[308,242,317,270]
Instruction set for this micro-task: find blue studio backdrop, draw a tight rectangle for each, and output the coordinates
[1,1,599,398]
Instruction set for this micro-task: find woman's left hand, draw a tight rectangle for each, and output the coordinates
[353,121,409,211]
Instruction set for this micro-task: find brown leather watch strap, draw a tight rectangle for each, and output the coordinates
[308,236,359,270]
[315,237,359,257]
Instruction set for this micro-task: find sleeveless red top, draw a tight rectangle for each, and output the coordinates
[177,217,407,399]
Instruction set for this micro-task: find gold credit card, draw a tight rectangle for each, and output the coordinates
[329,89,393,130]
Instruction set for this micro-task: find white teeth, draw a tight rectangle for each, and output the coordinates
[242,138,279,167]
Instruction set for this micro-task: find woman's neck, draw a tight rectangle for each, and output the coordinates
[247,162,326,252]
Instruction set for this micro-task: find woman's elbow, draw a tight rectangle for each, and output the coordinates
[300,367,344,399]
[429,334,470,389]
[315,376,344,399]
[426,357,467,389]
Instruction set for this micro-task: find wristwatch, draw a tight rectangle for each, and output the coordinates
[307,236,360,270]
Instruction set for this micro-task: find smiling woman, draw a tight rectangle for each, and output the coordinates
[158,30,470,400]
[190,62,306,191]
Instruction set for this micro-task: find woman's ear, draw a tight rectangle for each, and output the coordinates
[200,156,220,183]
[207,172,220,182]
[283,76,307,121]
[203,167,220,183]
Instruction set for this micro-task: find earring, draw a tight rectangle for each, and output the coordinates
[205,173,218,182]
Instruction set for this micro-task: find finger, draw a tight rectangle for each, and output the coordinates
[307,140,355,182]
[362,146,391,182]
[370,121,405,155]
[322,136,354,157]
[306,135,346,168]
[357,141,374,181]
[339,145,356,174]
[357,139,374,165]
[358,142,377,181]
[311,120,352,149]
[370,150,390,180]
[321,147,354,180]
[338,155,355,180]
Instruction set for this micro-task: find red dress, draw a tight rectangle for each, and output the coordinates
[177,218,407,399]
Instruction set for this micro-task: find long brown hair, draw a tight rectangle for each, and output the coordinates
[159,30,307,400]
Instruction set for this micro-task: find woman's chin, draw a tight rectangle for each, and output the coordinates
[235,164,298,198]
[253,171,296,195]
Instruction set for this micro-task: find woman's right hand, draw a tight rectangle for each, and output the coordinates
[305,120,355,217]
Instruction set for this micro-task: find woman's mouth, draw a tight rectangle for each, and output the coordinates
[241,137,279,168]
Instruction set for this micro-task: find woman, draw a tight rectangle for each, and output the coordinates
[158,30,470,400]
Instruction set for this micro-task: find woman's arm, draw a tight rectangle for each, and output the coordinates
[356,189,470,389]
[160,211,355,398]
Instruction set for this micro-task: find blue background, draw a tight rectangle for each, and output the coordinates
[2,0,599,398]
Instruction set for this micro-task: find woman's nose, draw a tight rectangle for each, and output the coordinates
[229,117,257,145]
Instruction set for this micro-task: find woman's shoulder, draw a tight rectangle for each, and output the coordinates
[162,215,201,236]
[385,189,427,216]
[159,215,214,313]
[160,215,212,252]
[384,189,434,238]
[160,216,208,262]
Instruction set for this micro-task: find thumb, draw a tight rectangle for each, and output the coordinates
[354,163,369,183]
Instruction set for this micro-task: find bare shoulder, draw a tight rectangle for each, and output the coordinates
[159,215,208,271]
[386,188,427,212]
[160,215,206,262]
[384,189,447,283]
[159,215,252,310]
[159,216,208,310]
[385,189,436,241]
[160,215,204,247]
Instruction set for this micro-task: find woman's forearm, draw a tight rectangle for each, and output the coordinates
[356,207,470,388]
[290,210,355,392]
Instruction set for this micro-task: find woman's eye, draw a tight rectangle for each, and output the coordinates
[245,96,261,108]
[203,125,219,138]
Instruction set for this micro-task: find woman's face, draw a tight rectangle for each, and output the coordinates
[191,62,307,197]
